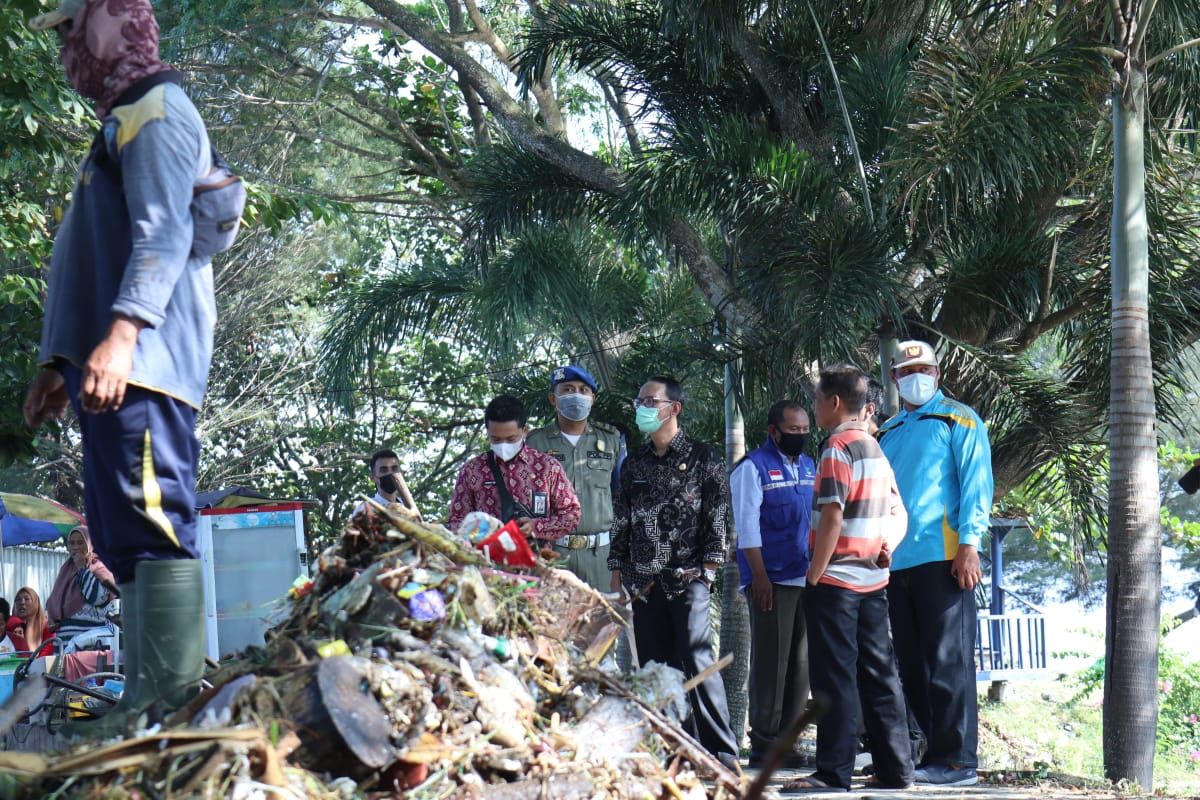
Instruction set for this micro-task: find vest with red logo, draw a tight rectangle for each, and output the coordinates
[736,438,815,587]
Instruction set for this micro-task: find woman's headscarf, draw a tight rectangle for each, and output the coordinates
[46,525,115,624]
[12,587,50,653]
[59,0,171,118]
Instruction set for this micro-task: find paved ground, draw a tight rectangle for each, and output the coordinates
[742,763,1138,799]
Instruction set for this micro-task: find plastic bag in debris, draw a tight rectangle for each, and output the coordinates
[477,520,538,568]
[457,511,504,543]
[567,662,689,762]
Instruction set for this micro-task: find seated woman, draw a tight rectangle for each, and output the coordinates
[46,526,116,652]
[8,587,54,656]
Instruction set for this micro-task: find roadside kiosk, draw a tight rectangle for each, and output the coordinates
[195,488,317,662]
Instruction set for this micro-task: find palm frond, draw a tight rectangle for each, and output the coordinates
[892,7,1107,231]
[622,116,837,232]
[747,211,902,365]
[840,43,917,168]
[514,1,745,125]
[1144,0,1200,127]
[319,259,483,404]
[1060,156,1200,428]
[936,339,1108,545]
[464,141,611,258]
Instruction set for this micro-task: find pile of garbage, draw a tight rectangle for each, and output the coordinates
[0,500,743,799]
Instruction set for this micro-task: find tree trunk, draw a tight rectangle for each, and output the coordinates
[878,330,900,417]
[1103,66,1160,791]
[719,360,750,751]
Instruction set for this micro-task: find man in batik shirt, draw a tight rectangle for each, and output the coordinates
[608,376,738,770]
[448,394,581,542]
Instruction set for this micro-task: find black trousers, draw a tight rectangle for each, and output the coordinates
[747,583,809,753]
[634,580,738,760]
[805,582,913,790]
[887,560,979,768]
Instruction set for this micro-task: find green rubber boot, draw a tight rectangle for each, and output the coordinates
[63,560,205,739]
[62,580,140,739]
[134,559,206,710]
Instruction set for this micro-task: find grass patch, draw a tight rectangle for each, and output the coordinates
[979,679,1200,795]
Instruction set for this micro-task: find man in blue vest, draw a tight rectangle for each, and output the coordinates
[732,400,816,767]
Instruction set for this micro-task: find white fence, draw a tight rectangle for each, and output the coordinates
[0,544,68,604]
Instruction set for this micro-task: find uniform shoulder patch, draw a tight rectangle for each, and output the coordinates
[112,84,169,153]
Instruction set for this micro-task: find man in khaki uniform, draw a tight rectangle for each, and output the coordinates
[527,365,625,591]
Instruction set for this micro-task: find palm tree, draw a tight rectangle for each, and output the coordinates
[1101,0,1200,787]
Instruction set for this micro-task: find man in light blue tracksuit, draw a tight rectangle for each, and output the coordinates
[877,341,993,787]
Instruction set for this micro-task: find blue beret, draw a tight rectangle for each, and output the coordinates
[550,364,597,392]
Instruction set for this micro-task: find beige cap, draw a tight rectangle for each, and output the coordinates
[29,0,84,31]
[892,340,938,370]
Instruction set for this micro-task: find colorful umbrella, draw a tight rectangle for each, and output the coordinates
[0,492,85,547]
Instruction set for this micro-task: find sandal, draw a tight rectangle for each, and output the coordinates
[780,775,849,794]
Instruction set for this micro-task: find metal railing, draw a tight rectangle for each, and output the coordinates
[975,612,1049,681]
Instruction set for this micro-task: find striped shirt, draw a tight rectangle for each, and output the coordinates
[811,422,904,593]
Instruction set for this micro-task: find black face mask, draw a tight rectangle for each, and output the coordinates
[379,473,399,495]
[776,432,810,458]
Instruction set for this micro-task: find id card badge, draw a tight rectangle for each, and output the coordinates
[531,491,548,517]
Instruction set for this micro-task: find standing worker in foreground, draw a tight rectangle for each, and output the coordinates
[608,377,739,770]
[23,0,223,735]
[526,365,625,592]
[731,400,815,767]
[876,341,994,786]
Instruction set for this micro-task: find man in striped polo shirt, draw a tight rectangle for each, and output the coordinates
[784,364,912,793]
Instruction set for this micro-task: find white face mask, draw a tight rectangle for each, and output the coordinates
[897,373,938,406]
[491,440,524,462]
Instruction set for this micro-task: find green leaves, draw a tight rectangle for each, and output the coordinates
[892,7,1107,231]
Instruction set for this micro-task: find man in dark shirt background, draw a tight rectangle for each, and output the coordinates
[608,376,738,769]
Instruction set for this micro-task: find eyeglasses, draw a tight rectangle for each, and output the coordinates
[632,396,672,408]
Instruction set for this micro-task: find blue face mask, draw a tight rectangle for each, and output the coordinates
[556,393,593,422]
[636,405,665,434]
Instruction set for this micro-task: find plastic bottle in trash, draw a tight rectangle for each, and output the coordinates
[480,633,511,660]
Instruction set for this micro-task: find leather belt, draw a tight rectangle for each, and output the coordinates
[559,532,611,550]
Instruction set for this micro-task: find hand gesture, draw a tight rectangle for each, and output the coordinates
[23,368,69,428]
[950,544,982,590]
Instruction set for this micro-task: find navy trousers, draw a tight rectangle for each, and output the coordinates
[805,582,914,790]
[63,364,200,584]
[887,560,979,768]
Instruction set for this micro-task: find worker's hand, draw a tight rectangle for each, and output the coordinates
[750,570,773,613]
[806,565,824,586]
[951,544,982,590]
[81,315,143,414]
[876,545,892,569]
[517,517,536,537]
[23,368,69,428]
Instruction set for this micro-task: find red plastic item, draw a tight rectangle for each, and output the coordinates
[473,519,537,568]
